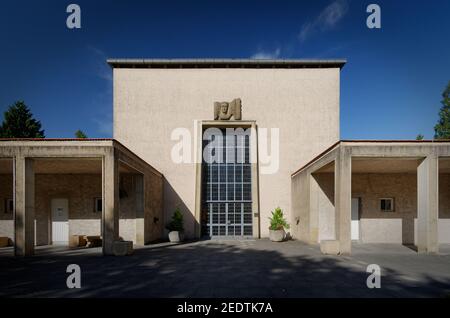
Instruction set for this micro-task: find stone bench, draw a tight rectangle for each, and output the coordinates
[0,237,11,248]
[320,240,340,255]
[69,235,87,248]
[86,235,102,248]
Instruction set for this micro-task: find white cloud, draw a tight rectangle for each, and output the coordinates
[93,114,113,137]
[86,46,114,137]
[87,46,112,82]
[250,48,281,59]
[299,0,349,42]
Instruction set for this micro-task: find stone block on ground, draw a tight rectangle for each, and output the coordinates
[113,240,133,256]
[320,240,340,255]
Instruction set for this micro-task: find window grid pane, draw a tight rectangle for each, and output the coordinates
[204,128,252,237]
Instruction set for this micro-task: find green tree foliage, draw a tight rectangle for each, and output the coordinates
[434,81,450,139]
[75,130,88,138]
[416,134,424,140]
[268,207,290,230]
[166,208,184,232]
[0,101,45,138]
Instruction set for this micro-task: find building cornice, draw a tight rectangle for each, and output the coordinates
[107,58,346,69]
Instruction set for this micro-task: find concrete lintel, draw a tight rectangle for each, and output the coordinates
[201,120,256,128]
[0,140,164,179]
[0,146,110,159]
[118,158,144,175]
[293,146,339,177]
[347,143,450,158]
[114,141,162,178]
[0,140,113,148]
[292,142,450,178]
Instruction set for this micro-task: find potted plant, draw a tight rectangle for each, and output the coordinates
[268,207,289,242]
[166,208,184,242]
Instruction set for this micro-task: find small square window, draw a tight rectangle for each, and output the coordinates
[4,199,13,214]
[380,198,394,212]
[94,198,102,213]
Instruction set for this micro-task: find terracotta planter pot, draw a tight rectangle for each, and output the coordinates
[168,231,184,242]
[269,229,286,242]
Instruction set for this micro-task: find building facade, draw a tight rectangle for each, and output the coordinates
[0,140,163,255]
[0,59,449,256]
[110,59,344,239]
[291,141,450,254]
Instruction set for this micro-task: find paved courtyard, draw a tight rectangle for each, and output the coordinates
[0,240,450,298]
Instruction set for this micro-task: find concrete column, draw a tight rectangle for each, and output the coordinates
[250,123,260,239]
[291,170,312,243]
[417,155,439,254]
[194,120,203,238]
[301,171,312,242]
[334,148,352,255]
[309,173,319,243]
[102,149,120,255]
[135,174,145,245]
[291,171,303,241]
[14,156,35,256]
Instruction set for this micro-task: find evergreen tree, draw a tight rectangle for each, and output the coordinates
[0,101,45,138]
[434,81,450,139]
[75,130,87,138]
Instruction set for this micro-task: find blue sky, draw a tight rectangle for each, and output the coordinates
[0,0,449,139]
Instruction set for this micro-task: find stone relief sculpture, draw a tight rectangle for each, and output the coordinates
[214,98,242,120]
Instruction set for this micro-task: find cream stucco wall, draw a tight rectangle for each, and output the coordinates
[113,67,340,238]
[0,174,14,243]
[309,172,450,244]
[0,173,152,245]
[311,173,335,241]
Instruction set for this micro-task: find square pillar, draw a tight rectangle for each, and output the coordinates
[14,156,35,256]
[309,173,319,243]
[102,149,120,255]
[334,148,352,255]
[194,120,203,239]
[292,170,310,242]
[135,174,145,245]
[250,123,260,239]
[417,155,439,254]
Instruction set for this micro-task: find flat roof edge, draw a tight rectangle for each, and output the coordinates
[0,138,163,177]
[291,139,450,177]
[340,139,450,143]
[291,141,341,178]
[0,138,113,142]
[107,58,347,69]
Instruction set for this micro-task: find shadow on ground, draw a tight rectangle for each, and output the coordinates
[0,240,450,298]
